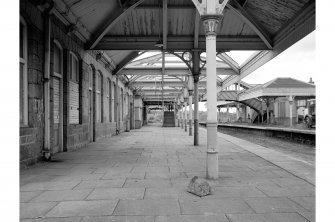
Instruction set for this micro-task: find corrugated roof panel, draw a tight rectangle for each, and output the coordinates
[218,9,257,36]
[108,8,161,36]
[168,9,195,36]
[62,0,119,34]
[264,78,315,88]
[199,9,257,36]
[104,50,135,65]
[142,0,193,6]
[245,0,310,35]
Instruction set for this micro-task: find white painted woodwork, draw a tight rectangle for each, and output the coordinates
[53,78,60,124]
[69,81,79,124]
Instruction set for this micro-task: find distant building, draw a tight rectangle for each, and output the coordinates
[217,77,315,126]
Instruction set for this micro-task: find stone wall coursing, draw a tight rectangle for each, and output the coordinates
[95,122,117,140]
[135,120,142,129]
[20,127,43,166]
[20,0,135,167]
[20,1,45,166]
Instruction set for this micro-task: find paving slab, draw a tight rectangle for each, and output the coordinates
[20,218,82,222]
[20,124,315,221]
[113,199,180,216]
[289,196,316,211]
[20,181,80,191]
[226,213,309,222]
[123,179,172,188]
[179,198,254,214]
[81,216,154,222]
[244,197,307,213]
[102,171,145,180]
[20,191,43,202]
[256,183,315,197]
[30,189,92,202]
[155,214,229,222]
[20,202,58,219]
[74,179,126,189]
[87,188,145,200]
[298,211,315,222]
[46,200,118,217]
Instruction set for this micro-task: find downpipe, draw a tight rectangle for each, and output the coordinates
[42,5,54,161]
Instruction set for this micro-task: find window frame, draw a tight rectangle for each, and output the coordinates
[108,79,112,122]
[20,16,28,127]
[96,72,102,123]
[106,78,110,122]
[100,72,104,123]
[88,65,93,91]
[52,40,63,78]
[121,88,124,120]
[68,51,80,125]
[113,82,117,123]
[69,52,79,83]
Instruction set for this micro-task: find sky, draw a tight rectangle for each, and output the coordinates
[233,31,316,84]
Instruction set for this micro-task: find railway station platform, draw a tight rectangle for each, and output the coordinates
[20,124,315,222]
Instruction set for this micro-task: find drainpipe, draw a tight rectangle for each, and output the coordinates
[116,77,119,134]
[42,6,53,160]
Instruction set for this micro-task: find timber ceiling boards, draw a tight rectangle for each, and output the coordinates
[51,0,315,101]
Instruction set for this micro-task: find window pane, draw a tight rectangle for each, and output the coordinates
[53,44,61,74]
[20,23,24,58]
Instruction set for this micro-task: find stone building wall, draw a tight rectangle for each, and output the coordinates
[20,0,136,167]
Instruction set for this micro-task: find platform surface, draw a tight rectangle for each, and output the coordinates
[20,124,315,222]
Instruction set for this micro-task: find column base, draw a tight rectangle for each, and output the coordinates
[206,151,218,180]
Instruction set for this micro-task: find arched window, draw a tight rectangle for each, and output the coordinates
[20,16,28,126]
[69,52,79,124]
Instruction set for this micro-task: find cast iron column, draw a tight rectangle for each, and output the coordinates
[201,14,222,179]
[184,101,188,132]
[193,51,200,145]
[188,94,193,135]
[193,79,199,145]
[289,96,293,127]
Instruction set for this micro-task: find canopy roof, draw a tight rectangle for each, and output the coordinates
[51,0,315,103]
[238,77,316,100]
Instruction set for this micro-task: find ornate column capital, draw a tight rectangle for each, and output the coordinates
[201,15,223,36]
